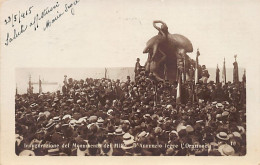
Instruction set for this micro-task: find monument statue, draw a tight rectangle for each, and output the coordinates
[143,20,193,82]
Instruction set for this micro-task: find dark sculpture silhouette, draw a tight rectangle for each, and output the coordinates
[143,20,193,82]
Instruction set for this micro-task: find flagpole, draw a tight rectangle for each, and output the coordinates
[240,69,246,105]
[216,64,220,84]
[233,55,239,84]
[39,76,42,94]
[193,48,200,103]
[195,48,200,84]
[222,58,226,85]
[176,49,186,105]
[183,54,186,83]
[176,73,182,104]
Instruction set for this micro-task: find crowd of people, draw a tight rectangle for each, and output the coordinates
[15,63,246,156]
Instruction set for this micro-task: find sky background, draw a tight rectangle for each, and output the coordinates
[1,0,257,93]
[2,0,260,69]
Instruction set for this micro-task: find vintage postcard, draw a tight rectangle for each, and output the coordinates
[1,0,260,165]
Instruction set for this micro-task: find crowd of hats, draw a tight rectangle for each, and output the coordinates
[15,73,246,156]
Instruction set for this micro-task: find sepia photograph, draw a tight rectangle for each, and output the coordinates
[15,54,246,156]
[1,0,260,164]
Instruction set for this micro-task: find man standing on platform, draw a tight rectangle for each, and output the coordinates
[201,65,210,83]
[135,58,141,79]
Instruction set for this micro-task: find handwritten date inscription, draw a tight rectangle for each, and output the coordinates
[4,0,80,46]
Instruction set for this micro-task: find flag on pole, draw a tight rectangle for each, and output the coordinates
[222,58,226,85]
[28,74,33,94]
[64,75,68,86]
[183,54,186,83]
[182,72,185,83]
[154,83,158,106]
[164,64,168,81]
[233,55,239,84]
[105,68,107,79]
[216,64,220,83]
[242,69,246,88]
[240,69,246,104]
[39,76,42,94]
[194,49,200,84]
[176,74,182,104]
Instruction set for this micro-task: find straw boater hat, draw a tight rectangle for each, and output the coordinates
[62,114,72,120]
[76,118,86,126]
[216,103,224,109]
[216,114,222,119]
[61,123,69,129]
[233,132,242,140]
[123,133,135,143]
[186,125,194,133]
[166,104,173,110]
[228,133,234,139]
[15,134,24,146]
[157,117,164,124]
[223,101,229,105]
[196,120,203,124]
[154,127,162,134]
[30,103,38,108]
[122,138,135,150]
[211,101,217,106]
[143,114,151,119]
[19,150,35,156]
[87,123,98,129]
[169,130,178,137]
[137,131,149,138]
[237,126,246,135]
[88,116,98,123]
[53,116,61,122]
[47,148,60,156]
[123,120,130,125]
[37,112,45,120]
[69,119,77,127]
[97,117,104,125]
[216,132,229,141]
[222,111,229,117]
[107,109,113,115]
[166,148,174,155]
[78,117,87,124]
[44,111,51,118]
[176,123,186,132]
[46,122,56,131]
[114,128,125,136]
[218,144,235,156]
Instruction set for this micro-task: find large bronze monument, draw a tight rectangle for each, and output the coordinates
[143,20,193,82]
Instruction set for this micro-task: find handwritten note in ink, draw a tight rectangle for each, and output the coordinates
[3,0,80,46]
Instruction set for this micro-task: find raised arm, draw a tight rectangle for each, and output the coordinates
[153,20,167,37]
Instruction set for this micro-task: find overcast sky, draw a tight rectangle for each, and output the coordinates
[1,0,260,69]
